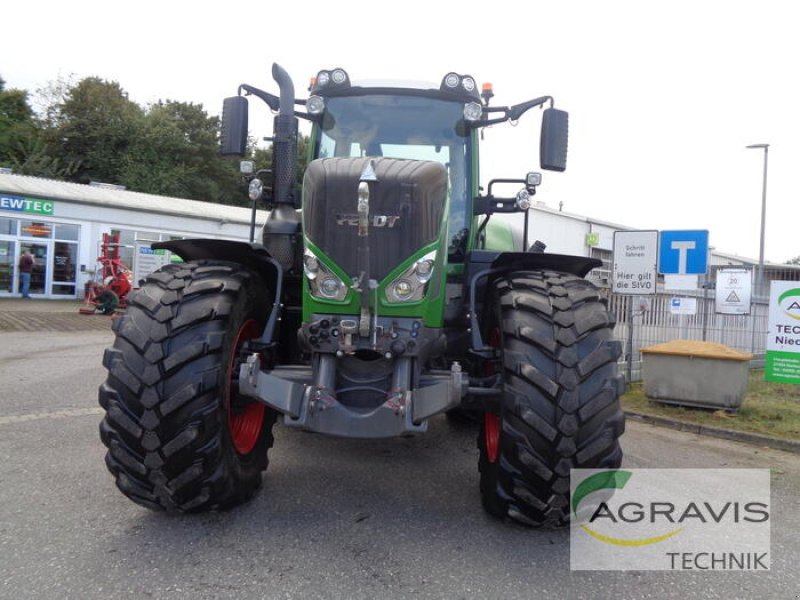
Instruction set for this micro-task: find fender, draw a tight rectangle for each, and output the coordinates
[152,239,285,345]
[464,250,603,356]
[152,239,281,290]
[490,250,601,277]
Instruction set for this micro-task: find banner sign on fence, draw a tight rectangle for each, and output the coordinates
[612,230,658,295]
[765,280,800,384]
[669,297,697,315]
[716,268,752,315]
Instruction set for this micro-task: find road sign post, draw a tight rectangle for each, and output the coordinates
[613,231,658,385]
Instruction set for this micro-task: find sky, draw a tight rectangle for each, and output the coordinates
[3,0,798,263]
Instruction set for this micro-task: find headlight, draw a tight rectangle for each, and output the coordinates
[304,248,348,301]
[248,178,263,201]
[319,277,343,298]
[440,73,480,98]
[463,101,483,122]
[331,69,348,84]
[443,73,460,88]
[414,258,434,282]
[516,190,532,211]
[307,95,325,115]
[316,71,330,87]
[303,253,319,278]
[391,279,415,301]
[385,250,437,303]
[526,172,542,188]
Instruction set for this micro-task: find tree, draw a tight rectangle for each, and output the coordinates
[7,136,79,178]
[0,76,36,167]
[2,74,306,209]
[120,100,244,204]
[46,77,143,184]
[787,256,800,265]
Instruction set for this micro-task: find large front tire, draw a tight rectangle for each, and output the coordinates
[479,270,625,526]
[99,261,277,512]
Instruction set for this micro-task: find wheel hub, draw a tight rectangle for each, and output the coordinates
[227,319,266,455]
[484,412,500,464]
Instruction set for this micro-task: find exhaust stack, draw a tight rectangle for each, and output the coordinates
[263,63,301,273]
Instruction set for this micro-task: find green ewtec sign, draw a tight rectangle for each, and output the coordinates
[765,281,800,384]
[0,194,54,216]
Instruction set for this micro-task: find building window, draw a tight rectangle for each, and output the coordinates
[0,218,17,236]
[55,223,80,241]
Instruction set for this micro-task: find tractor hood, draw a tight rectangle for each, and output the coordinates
[303,157,447,282]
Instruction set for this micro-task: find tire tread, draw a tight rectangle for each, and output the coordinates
[479,270,624,526]
[98,260,276,513]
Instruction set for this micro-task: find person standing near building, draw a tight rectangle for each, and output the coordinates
[18,250,34,298]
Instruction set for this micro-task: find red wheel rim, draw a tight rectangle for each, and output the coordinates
[484,412,500,464]
[484,326,502,463]
[227,319,265,455]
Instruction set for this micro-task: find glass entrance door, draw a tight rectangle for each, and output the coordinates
[52,241,78,296]
[20,242,48,296]
[0,241,13,293]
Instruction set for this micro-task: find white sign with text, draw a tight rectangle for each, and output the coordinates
[716,268,752,315]
[612,230,658,295]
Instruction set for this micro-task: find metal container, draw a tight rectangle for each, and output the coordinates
[641,341,753,411]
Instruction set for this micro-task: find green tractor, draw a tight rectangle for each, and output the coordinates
[99,63,624,526]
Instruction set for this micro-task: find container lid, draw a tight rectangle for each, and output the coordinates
[641,340,753,361]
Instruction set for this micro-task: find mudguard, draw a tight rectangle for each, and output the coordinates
[152,239,281,294]
[468,249,601,278]
[490,251,601,277]
[465,250,603,355]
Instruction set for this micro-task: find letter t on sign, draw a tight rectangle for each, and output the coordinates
[671,241,696,275]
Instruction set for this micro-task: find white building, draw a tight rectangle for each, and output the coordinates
[0,173,262,299]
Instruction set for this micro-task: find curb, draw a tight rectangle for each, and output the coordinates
[625,410,800,455]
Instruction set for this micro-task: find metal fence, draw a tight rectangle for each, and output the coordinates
[605,292,769,382]
[591,264,797,382]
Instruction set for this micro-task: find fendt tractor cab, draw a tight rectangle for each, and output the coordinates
[99,63,624,526]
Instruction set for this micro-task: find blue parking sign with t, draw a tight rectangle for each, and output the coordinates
[659,230,709,274]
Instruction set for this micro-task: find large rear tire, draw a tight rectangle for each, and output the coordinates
[478,270,625,526]
[99,261,277,512]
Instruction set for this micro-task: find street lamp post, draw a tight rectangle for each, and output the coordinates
[746,143,769,298]
[746,143,769,356]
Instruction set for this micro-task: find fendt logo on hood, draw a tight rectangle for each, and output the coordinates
[336,214,400,228]
[779,287,800,320]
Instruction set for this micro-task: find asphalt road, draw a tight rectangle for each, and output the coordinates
[1,328,798,599]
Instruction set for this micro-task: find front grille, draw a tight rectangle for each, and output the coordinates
[303,157,447,280]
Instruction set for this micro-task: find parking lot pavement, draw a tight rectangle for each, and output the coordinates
[0,299,115,332]
[1,328,798,599]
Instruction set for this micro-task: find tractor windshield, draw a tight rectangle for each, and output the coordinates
[314,94,472,258]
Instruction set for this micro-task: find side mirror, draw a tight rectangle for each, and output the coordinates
[540,108,568,172]
[220,96,249,156]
